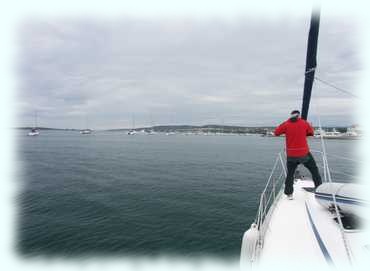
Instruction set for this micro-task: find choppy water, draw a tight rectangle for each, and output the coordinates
[17,131,358,257]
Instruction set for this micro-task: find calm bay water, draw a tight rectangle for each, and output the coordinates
[17,131,357,257]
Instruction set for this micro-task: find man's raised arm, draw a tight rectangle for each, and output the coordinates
[274,122,286,136]
[306,121,314,136]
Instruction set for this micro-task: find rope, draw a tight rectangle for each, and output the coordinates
[311,149,359,164]
[316,165,357,179]
[314,76,359,99]
[323,153,360,164]
[317,115,354,265]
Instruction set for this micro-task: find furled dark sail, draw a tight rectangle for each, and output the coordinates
[301,8,321,120]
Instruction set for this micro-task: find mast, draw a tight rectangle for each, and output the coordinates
[34,111,38,129]
[301,7,321,120]
[85,115,88,130]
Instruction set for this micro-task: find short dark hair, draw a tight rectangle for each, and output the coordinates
[291,110,300,115]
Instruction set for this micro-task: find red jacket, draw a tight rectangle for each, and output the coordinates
[274,118,314,157]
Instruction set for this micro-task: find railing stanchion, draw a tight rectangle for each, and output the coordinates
[272,176,275,202]
[278,152,287,177]
[250,149,356,262]
[252,152,287,259]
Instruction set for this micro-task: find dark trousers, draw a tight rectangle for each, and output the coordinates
[284,152,322,195]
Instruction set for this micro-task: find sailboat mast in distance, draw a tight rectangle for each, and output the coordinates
[301,7,321,120]
[28,110,40,136]
[34,111,38,128]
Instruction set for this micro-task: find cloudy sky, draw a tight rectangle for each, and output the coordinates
[16,14,361,129]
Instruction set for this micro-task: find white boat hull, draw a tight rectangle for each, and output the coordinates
[241,179,369,269]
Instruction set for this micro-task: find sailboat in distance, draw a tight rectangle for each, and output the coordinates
[146,114,156,135]
[127,115,137,135]
[80,128,92,134]
[240,8,368,269]
[80,116,92,134]
[27,111,40,136]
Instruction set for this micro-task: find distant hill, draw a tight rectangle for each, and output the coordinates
[15,127,79,131]
[106,125,275,134]
[15,125,350,134]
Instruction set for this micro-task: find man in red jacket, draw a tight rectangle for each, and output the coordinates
[275,110,322,199]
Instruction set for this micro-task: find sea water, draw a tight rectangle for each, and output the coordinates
[16,131,357,257]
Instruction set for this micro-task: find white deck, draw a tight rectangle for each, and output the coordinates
[255,179,368,269]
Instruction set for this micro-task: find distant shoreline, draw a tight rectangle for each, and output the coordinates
[15,125,353,135]
[15,127,80,131]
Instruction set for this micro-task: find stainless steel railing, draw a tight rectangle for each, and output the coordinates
[252,151,286,260]
[251,149,357,261]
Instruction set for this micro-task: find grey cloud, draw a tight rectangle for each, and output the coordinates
[17,16,360,129]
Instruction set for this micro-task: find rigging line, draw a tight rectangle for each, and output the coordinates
[323,153,361,164]
[316,165,357,179]
[314,76,359,99]
[318,115,354,265]
[311,149,361,163]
